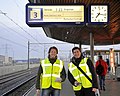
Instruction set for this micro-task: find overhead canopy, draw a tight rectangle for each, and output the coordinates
[28,0,120,45]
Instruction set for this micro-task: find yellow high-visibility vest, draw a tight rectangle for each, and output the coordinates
[68,58,92,91]
[40,58,63,89]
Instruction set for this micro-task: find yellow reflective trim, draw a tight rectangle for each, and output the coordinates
[69,62,75,73]
[54,64,61,67]
[41,60,52,74]
[80,73,92,77]
[52,74,60,78]
[41,60,45,74]
[74,75,80,79]
[42,74,51,77]
[71,66,77,71]
[60,60,63,69]
[42,64,52,66]
[42,74,60,78]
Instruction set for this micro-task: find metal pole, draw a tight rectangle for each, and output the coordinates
[28,41,30,69]
[90,32,94,63]
[74,0,77,3]
[34,0,37,3]
[74,44,75,47]
[12,49,14,66]
[79,42,81,51]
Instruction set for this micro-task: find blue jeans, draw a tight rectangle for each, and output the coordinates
[41,88,60,96]
[99,75,105,90]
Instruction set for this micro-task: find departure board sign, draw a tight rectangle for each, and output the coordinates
[26,4,85,27]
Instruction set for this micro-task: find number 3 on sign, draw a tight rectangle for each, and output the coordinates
[30,9,41,19]
[34,12,37,18]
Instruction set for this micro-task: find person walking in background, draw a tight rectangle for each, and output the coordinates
[95,56,108,91]
[106,58,110,73]
[68,47,98,96]
[36,46,66,96]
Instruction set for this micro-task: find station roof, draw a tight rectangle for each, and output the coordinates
[28,0,120,45]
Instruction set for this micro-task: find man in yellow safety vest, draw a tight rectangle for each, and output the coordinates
[36,46,66,96]
[68,47,98,96]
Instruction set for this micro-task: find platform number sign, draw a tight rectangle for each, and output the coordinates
[30,9,40,19]
[28,8,43,21]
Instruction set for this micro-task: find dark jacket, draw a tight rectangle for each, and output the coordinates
[36,57,66,89]
[68,56,98,89]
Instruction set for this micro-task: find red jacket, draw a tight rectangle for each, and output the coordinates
[95,59,108,76]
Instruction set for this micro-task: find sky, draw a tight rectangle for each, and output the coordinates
[0,0,75,60]
[0,0,120,60]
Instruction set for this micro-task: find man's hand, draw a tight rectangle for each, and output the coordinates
[36,89,40,96]
[92,88,97,92]
[55,78,62,82]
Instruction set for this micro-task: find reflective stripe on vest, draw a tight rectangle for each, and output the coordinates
[41,58,63,89]
[68,58,92,91]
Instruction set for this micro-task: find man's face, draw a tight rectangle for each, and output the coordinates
[49,49,57,59]
[73,49,81,58]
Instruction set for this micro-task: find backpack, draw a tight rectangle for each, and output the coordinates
[96,60,104,75]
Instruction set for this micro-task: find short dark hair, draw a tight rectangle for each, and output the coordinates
[72,47,81,53]
[48,46,58,54]
[99,55,102,59]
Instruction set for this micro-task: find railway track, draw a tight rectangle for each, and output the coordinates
[0,67,38,96]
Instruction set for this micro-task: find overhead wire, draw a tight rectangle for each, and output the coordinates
[0,1,46,56]
[0,18,42,53]
[1,0,49,46]
[0,21,29,41]
[0,0,48,54]
[0,10,44,54]
[0,36,41,53]
[0,36,27,48]
[0,10,43,47]
[13,0,24,15]
[0,19,41,53]
[18,0,46,39]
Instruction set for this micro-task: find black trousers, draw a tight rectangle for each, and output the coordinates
[74,87,95,96]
